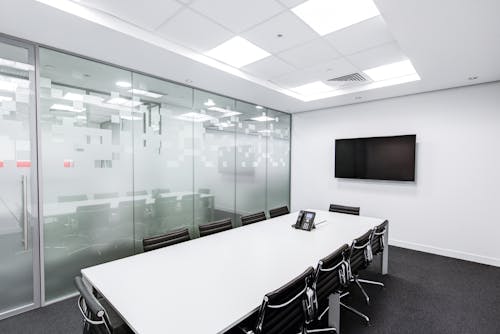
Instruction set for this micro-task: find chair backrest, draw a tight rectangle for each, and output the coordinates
[241,211,267,226]
[74,276,111,334]
[371,220,388,255]
[76,203,111,235]
[313,244,349,306]
[58,194,88,202]
[198,188,211,194]
[94,192,119,199]
[329,204,360,216]
[127,190,148,197]
[119,199,146,221]
[269,206,290,219]
[199,218,232,237]
[254,267,314,334]
[154,196,178,217]
[152,188,170,198]
[143,227,190,252]
[348,230,373,275]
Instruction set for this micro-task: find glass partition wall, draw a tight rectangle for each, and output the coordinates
[28,44,291,304]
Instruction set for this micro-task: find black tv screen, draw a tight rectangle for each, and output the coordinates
[335,135,416,181]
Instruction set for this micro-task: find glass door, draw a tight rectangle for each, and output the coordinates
[0,37,40,319]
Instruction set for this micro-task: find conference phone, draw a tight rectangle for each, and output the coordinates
[293,210,316,231]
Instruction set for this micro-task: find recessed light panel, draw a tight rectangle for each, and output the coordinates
[208,106,242,116]
[115,81,132,88]
[50,104,86,112]
[63,92,84,101]
[292,81,334,96]
[292,0,380,36]
[205,36,271,68]
[363,59,418,81]
[178,112,215,122]
[251,113,275,122]
[128,89,162,99]
[106,97,142,107]
[0,95,13,102]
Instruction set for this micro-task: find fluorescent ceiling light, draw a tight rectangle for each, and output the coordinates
[63,92,84,101]
[116,81,132,88]
[106,97,141,107]
[177,112,215,122]
[50,104,86,112]
[292,81,334,96]
[255,105,264,110]
[251,113,275,122]
[258,129,272,134]
[128,88,163,99]
[204,99,216,107]
[205,36,271,68]
[292,0,380,36]
[0,57,34,71]
[0,95,13,102]
[217,122,235,128]
[208,106,242,115]
[363,60,418,81]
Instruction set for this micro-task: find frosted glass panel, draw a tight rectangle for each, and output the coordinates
[235,101,267,225]
[266,110,291,211]
[131,73,195,244]
[40,48,134,301]
[0,39,36,315]
[193,90,236,234]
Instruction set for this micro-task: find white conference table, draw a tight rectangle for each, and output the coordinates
[82,210,388,334]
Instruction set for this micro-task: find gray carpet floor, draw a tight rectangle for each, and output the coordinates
[1,246,499,334]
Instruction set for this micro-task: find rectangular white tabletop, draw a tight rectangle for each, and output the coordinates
[81,210,385,334]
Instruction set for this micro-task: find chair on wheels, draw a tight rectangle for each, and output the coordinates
[269,206,290,218]
[238,267,335,334]
[74,276,133,334]
[241,211,267,226]
[199,218,232,237]
[311,244,369,327]
[344,230,374,324]
[328,204,360,216]
[356,220,389,292]
[142,227,191,252]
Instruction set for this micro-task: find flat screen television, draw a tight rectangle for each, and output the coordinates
[335,135,416,181]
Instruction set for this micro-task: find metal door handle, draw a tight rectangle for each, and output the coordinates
[22,175,28,250]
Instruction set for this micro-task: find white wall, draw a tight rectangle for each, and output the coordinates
[291,82,500,267]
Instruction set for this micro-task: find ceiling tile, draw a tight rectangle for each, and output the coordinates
[242,11,318,54]
[347,42,407,70]
[272,57,358,88]
[78,0,182,31]
[277,39,341,69]
[325,16,394,56]
[190,0,285,33]
[277,0,306,8]
[242,56,296,79]
[156,8,234,52]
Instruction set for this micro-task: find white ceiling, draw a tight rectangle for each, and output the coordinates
[0,0,499,113]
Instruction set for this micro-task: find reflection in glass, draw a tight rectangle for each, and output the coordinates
[40,48,134,300]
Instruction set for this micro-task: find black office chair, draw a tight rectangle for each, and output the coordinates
[151,188,170,198]
[58,194,88,202]
[94,192,119,199]
[269,206,290,218]
[239,267,334,334]
[344,230,374,324]
[356,221,389,292]
[311,244,350,323]
[328,204,360,216]
[142,227,191,252]
[241,211,267,226]
[199,218,232,237]
[74,276,133,334]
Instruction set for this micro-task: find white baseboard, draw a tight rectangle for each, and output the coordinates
[389,238,500,267]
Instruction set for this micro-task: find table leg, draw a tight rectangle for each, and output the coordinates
[328,292,340,333]
[381,222,389,275]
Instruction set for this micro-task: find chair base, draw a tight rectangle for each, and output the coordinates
[340,302,370,325]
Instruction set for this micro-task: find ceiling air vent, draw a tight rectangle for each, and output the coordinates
[328,73,367,82]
